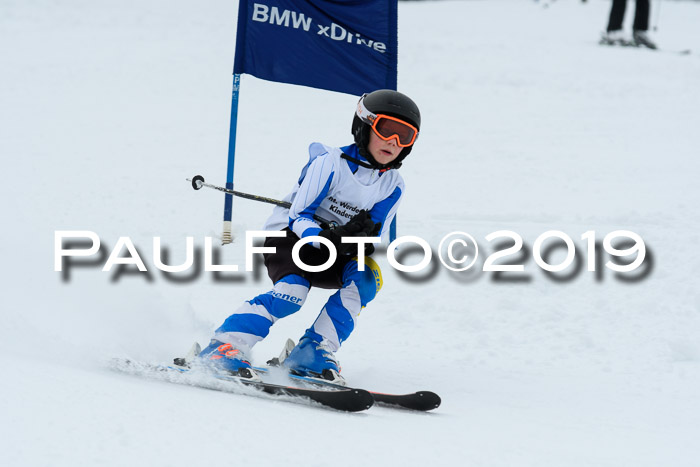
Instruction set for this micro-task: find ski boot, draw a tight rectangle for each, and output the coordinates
[196,340,260,381]
[600,30,632,46]
[282,330,346,386]
[633,30,657,50]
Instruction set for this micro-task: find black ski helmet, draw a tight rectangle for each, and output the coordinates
[351,90,421,170]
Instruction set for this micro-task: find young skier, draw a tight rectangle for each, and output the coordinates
[196,89,421,384]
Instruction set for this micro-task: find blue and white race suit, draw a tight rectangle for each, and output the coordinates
[213,142,404,353]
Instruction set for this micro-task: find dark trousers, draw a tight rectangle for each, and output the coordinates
[263,228,353,289]
[607,0,650,32]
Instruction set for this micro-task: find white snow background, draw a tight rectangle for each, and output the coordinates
[2,0,700,465]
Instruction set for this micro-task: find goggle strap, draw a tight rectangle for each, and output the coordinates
[356,94,377,125]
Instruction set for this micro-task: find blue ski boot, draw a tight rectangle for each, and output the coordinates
[197,340,260,380]
[283,330,345,385]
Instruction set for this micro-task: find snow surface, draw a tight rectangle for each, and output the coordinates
[2,0,700,465]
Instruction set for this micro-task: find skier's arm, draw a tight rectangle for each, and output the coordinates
[288,153,336,240]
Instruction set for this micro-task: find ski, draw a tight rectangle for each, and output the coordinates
[658,48,692,56]
[263,338,442,412]
[370,390,441,411]
[255,366,441,412]
[599,38,691,56]
[110,358,374,412]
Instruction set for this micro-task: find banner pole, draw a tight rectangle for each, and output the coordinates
[222,73,241,244]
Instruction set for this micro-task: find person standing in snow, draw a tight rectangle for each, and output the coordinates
[601,0,657,49]
[196,90,421,385]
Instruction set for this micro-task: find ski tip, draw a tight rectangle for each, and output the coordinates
[369,390,442,411]
[299,387,373,412]
[353,389,375,412]
[415,391,442,411]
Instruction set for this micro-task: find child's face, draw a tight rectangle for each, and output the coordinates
[367,130,402,166]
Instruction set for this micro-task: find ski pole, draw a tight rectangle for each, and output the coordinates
[653,0,663,31]
[187,175,336,227]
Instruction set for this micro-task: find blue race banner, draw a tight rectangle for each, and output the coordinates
[233,0,398,95]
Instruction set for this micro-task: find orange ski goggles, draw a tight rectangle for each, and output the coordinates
[356,95,419,147]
